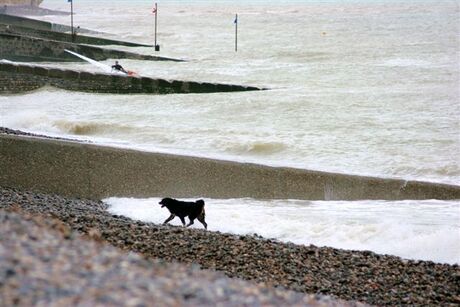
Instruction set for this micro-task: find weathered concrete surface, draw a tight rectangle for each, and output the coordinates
[0,33,180,62]
[0,5,68,16]
[1,134,459,201]
[0,13,97,33]
[1,0,42,6]
[0,62,263,94]
[0,24,152,47]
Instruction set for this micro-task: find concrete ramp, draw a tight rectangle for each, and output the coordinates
[1,134,459,201]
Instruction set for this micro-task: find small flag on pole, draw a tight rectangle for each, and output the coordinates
[234,15,238,24]
[152,7,156,13]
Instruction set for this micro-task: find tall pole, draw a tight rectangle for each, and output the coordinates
[70,0,74,36]
[235,14,238,52]
[154,3,159,51]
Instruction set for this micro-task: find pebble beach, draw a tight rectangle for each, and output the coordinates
[1,186,459,306]
[1,198,356,307]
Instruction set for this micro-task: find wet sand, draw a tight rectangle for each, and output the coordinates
[2,128,459,201]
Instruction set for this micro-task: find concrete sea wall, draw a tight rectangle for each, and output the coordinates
[1,0,42,6]
[0,12,49,30]
[0,6,68,16]
[0,24,152,47]
[0,62,263,94]
[0,13,96,33]
[1,134,459,201]
[0,33,180,62]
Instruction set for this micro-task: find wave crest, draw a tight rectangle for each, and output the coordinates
[218,140,286,155]
[54,120,134,136]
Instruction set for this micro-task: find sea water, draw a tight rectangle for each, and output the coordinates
[1,0,459,263]
[106,197,460,265]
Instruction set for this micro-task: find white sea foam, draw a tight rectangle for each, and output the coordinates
[105,197,460,265]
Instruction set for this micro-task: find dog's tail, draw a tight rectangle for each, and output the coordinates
[196,199,205,216]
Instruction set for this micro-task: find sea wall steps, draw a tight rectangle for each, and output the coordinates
[1,135,459,201]
[0,61,264,94]
[0,33,181,62]
[0,24,152,47]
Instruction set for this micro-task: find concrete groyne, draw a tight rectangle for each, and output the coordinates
[0,5,68,16]
[0,24,152,47]
[0,62,263,94]
[1,134,459,201]
[0,13,97,34]
[0,33,180,62]
[1,0,42,6]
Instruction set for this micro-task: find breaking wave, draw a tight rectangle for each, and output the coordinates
[105,197,460,265]
[53,120,137,136]
[217,140,287,155]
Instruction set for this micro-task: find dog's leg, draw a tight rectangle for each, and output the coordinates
[186,218,195,227]
[197,214,207,230]
[163,214,175,224]
[179,216,186,226]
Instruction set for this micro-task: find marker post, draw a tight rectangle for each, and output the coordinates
[69,0,74,41]
[234,14,238,52]
[153,3,160,51]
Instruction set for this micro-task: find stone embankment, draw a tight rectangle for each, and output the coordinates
[0,13,95,33]
[0,33,180,62]
[0,62,263,94]
[0,5,68,16]
[0,24,152,47]
[1,133,459,201]
[1,0,42,6]
[1,187,458,306]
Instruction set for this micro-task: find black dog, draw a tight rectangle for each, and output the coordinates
[159,197,207,229]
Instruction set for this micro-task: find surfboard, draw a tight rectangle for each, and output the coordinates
[0,59,16,64]
[64,49,138,76]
